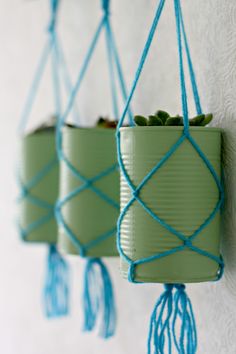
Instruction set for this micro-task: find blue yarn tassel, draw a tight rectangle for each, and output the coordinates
[148,284,197,354]
[43,245,70,318]
[83,258,116,338]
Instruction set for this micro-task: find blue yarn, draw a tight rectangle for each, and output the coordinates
[116,0,166,131]
[174,0,189,129]
[56,36,80,123]
[50,31,61,122]
[172,285,197,354]
[115,0,224,352]
[148,285,197,354]
[105,20,133,125]
[18,157,57,240]
[55,161,119,258]
[178,2,202,116]
[83,258,116,338]
[18,0,74,318]
[18,40,52,133]
[18,0,77,133]
[43,244,70,318]
[105,21,119,120]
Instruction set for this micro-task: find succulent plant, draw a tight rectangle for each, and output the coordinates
[148,115,163,126]
[134,110,213,127]
[34,115,57,133]
[166,116,183,126]
[96,116,118,128]
[155,110,170,125]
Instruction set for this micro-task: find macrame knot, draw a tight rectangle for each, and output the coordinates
[48,0,60,33]
[48,16,57,34]
[85,179,92,189]
[132,189,139,198]
[175,283,185,291]
[101,0,110,16]
[183,238,192,248]
[164,283,174,291]
[183,127,190,139]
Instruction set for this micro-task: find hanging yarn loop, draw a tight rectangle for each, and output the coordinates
[83,258,116,338]
[115,0,224,353]
[55,0,132,337]
[17,0,76,318]
[101,0,110,16]
[43,245,70,317]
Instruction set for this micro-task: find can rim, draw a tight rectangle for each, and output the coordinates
[63,126,116,135]
[120,126,222,133]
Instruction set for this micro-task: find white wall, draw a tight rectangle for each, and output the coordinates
[0,0,236,353]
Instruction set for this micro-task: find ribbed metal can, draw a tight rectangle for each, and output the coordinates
[58,127,119,257]
[19,131,58,243]
[119,126,222,283]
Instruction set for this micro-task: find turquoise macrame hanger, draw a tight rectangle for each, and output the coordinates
[116,0,224,353]
[56,0,132,338]
[17,0,78,318]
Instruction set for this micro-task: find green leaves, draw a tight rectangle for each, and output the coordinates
[134,110,213,127]
[96,111,213,128]
[166,116,183,126]
[148,115,163,126]
[155,110,170,125]
[189,114,205,126]
[201,113,213,126]
[134,115,148,126]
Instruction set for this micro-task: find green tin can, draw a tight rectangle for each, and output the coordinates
[119,126,222,283]
[58,127,119,257]
[19,129,58,243]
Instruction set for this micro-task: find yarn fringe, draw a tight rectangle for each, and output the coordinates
[148,284,197,354]
[83,258,116,338]
[43,245,70,318]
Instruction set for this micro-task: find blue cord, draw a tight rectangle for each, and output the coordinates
[178,1,202,116]
[115,0,224,352]
[44,244,70,318]
[105,20,133,125]
[56,36,80,123]
[104,4,119,119]
[18,40,52,133]
[19,0,77,133]
[83,258,116,338]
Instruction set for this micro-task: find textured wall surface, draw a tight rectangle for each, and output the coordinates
[0,0,236,353]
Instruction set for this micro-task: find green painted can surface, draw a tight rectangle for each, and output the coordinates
[58,127,119,257]
[120,126,222,283]
[19,131,58,243]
